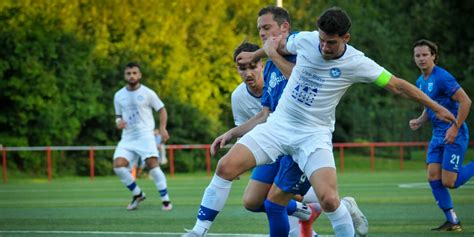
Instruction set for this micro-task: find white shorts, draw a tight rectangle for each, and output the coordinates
[113,136,159,166]
[237,120,335,177]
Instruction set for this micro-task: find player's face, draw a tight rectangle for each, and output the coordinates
[414,45,436,71]
[318,30,350,60]
[257,13,287,43]
[236,61,263,88]
[124,67,142,87]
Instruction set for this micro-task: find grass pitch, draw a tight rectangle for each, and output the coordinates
[1,168,473,237]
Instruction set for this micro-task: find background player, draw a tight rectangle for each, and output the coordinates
[409,39,473,231]
[113,62,172,211]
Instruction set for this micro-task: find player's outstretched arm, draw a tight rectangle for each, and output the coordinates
[236,49,267,65]
[384,76,456,124]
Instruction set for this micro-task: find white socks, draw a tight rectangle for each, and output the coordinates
[325,203,354,237]
[192,174,233,235]
[201,174,232,211]
[149,167,170,202]
[114,167,141,195]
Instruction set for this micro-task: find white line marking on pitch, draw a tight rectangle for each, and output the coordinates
[399,182,474,189]
[1,230,264,236]
[0,230,334,237]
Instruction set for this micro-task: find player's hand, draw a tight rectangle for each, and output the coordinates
[116,118,126,129]
[444,124,459,144]
[409,119,422,130]
[160,128,170,142]
[263,35,282,57]
[236,51,255,65]
[433,107,456,125]
[210,132,232,156]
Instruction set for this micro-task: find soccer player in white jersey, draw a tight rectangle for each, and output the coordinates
[183,7,456,237]
[231,42,320,237]
[113,62,172,211]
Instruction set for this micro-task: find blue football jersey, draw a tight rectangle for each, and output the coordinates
[262,54,297,112]
[416,66,467,137]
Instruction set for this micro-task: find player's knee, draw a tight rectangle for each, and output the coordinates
[145,157,159,168]
[318,193,339,212]
[243,197,261,212]
[442,178,456,189]
[215,158,238,180]
[113,158,128,168]
[427,170,441,180]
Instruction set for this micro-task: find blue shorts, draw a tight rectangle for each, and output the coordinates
[250,158,281,184]
[274,155,311,195]
[427,133,469,172]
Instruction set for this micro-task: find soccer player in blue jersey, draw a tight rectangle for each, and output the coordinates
[409,39,473,232]
[235,7,320,237]
[183,8,320,237]
[184,7,455,237]
[184,7,367,237]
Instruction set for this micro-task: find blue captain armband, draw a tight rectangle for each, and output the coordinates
[374,70,392,87]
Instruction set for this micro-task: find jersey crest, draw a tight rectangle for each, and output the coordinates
[428,82,433,92]
[329,67,341,78]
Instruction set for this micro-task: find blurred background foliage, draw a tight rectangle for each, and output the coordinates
[0,0,472,175]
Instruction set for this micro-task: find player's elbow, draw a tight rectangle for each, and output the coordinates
[465,96,472,109]
[386,77,406,97]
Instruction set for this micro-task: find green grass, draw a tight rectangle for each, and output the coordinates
[0,169,473,237]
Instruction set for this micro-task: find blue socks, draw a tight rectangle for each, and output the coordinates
[246,199,297,215]
[429,180,459,224]
[286,199,297,215]
[264,199,289,237]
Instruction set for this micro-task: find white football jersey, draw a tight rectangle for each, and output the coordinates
[231,82,262,126]
[270,31,388,132]
[114,84,164,140]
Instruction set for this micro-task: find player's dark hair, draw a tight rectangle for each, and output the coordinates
[125,62,141,70]
[233,42,260,62]
[413,39,439,64]
[317,7,351,36]
[258,6,291,28]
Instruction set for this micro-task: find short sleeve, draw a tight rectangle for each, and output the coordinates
[114,92,122,116]
[150,90,165,111]
[231,95,246,126]
[285,33,299,55]
[438,71,461,97]
[352,56,387,84]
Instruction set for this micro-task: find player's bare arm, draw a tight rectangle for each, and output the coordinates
[384,76,456,124]
[444,88,471,143]
[158,107,169,142]
[210,107,270,155]
[409,109,428,131]
[263,35,294,79]
[236,49,266,65]
[115,115,126,129]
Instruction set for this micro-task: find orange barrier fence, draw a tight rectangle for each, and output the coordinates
[1,142,473,183]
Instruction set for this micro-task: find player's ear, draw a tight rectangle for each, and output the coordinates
[280,21,290,33]
[343,33,351,43]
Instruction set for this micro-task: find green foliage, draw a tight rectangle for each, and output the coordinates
[0,0,472,176]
